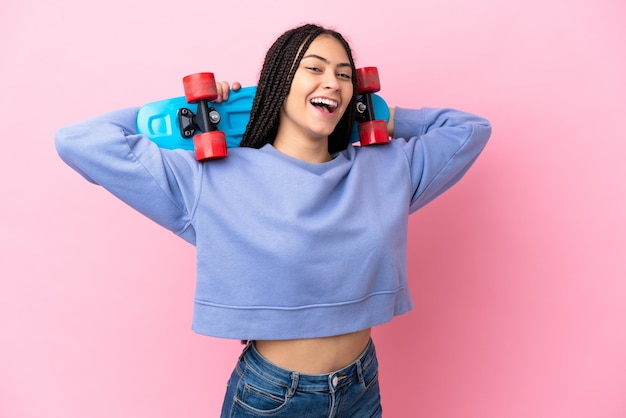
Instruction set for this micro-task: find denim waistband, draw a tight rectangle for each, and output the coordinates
[238,339,378,393]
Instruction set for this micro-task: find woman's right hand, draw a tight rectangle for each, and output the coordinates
[214,81,242,103]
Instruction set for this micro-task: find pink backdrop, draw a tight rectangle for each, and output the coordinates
[1,0,625,417]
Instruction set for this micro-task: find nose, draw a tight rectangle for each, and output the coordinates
[322,70,340,90]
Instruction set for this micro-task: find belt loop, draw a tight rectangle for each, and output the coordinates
[239,341,252,361]
[328,373,338,394]
[287,372,299,398]
[356,358,365,385]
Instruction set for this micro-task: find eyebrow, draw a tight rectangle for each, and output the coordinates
[302,54,352,68]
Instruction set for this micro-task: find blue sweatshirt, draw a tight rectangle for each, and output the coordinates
[55,107,491,340]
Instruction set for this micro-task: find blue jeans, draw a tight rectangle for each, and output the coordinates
[220,339,382,417]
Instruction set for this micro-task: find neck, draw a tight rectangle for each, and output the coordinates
[273,133,332,164]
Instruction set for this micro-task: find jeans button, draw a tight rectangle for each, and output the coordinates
[332,376,338,387]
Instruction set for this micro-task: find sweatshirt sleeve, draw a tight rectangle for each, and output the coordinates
[55,107,200,244]
[392,107,491,213]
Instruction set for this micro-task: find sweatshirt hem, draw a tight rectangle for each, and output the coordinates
[191,287,413,340]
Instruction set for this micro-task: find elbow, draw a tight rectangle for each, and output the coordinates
[54,126,73,160]
[54,125,98,184]
[460,118,491,161]
[473,117,492,148]
[54,124,89,167]
[54,125,78,163]
[55,121,93,162]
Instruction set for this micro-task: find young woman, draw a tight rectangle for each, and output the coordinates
[56,23,491,418]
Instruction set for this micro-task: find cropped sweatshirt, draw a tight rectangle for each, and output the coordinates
[55,106,491,340]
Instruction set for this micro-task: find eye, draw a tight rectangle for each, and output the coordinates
[338,72,352,80]
[305,66,323,73]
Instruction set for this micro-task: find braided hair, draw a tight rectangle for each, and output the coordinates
[240,24,358,154]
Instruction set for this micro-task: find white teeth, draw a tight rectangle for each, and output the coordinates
[310,98,338,108]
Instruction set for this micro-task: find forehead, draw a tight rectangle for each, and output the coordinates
[302,34,350,63]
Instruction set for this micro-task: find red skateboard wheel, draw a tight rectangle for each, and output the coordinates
[358,120,389,146]
[183,73,219,103]
[193,131,228,160]
[356,67,381,94]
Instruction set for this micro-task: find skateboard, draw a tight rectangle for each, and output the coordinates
[136,67,390,160]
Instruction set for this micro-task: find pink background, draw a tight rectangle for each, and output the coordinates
[1,0,625,417]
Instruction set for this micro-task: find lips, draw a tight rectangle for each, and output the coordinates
[310,97,339,114]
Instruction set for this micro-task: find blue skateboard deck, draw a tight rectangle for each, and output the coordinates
[136,86,390,151]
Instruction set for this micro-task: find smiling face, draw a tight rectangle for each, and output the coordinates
[273,34,354,162]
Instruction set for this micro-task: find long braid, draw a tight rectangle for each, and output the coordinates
[240,24,357,154]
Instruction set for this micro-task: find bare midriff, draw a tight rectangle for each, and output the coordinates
[254,328,371,374]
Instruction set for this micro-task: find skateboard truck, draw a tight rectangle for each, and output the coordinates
[355,67,389,146]
[179,72,228,160]
[178,107,221,138]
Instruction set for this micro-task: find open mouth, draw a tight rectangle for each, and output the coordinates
[310,97,339,114]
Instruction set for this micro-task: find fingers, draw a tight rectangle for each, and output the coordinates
[214,81,242,103]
